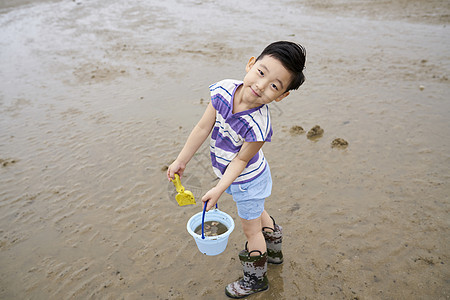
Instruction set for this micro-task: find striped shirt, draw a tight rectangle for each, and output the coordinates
[209,79,272,184]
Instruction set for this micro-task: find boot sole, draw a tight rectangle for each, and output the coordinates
[225,284,269,299]
[268,257,283,264]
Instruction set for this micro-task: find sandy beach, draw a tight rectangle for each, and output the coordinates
[1,0,449,299]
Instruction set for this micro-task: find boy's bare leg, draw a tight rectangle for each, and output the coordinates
[261,210,274,231]
[226,215,269,297]
[240,216,266,255]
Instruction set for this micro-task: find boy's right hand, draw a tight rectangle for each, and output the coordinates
[167,160,186,181]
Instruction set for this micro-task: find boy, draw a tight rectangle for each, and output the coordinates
[167,41,306,298]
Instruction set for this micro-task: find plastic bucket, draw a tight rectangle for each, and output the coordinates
[186,208,235,256]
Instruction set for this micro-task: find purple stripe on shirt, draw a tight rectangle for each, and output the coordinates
[214,131,242,153]
[212,94,232,118]
[210,153,229,173]
[247,152,260,166]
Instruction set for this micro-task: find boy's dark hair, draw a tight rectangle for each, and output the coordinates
[256,41,306,91]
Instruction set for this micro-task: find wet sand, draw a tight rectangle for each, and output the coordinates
[1,0,449,299]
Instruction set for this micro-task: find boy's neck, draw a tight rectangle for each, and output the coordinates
[233,85,260,114]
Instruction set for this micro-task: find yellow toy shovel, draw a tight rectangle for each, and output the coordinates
[171,174,196,206]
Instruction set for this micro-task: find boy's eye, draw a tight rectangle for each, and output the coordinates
[258,69,264,76]
[271,83,278,90]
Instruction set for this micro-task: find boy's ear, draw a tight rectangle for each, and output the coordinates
[275,91,290,102]
[245,57,256,72]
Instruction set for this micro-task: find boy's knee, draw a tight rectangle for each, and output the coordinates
[241,219,263,238]
[244,230,264,241]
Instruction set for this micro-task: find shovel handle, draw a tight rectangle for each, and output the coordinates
[172,174,185,193]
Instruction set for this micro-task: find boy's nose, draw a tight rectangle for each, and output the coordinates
[256,80,266,91]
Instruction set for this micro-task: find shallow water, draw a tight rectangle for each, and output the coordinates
[0,0,449,299]
[195,221,228,237]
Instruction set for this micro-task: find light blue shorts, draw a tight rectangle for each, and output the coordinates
[225,164,272,220]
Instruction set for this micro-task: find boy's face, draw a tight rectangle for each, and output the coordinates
[241,55,292,106]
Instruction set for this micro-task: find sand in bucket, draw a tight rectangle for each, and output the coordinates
[187,208,234,256]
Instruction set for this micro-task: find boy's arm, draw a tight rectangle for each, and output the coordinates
[167,102,216,180]
[201,141,265,211]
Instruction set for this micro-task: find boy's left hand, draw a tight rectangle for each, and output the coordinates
[201,187,222,211]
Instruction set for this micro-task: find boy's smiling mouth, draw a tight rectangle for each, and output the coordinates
[250,87,260,97]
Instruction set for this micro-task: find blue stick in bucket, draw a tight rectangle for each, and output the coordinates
[187,201,235,256]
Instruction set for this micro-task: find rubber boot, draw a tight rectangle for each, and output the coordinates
[225,249,269,298]
[262,216,283,264]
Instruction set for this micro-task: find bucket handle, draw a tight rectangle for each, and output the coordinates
[201,201,218,239]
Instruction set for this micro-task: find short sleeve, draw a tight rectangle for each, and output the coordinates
[242,105,272,142]
[209,80,239,118]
